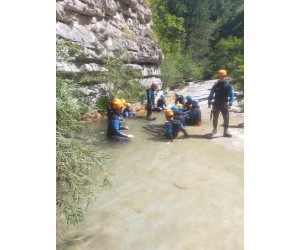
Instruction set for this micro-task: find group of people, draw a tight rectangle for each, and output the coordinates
[106,69,234,142]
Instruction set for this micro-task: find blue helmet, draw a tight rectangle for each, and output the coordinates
[175,93,179,97]
[186,95,192,99]
[171,105,179,111]
[191,100,199,107]
[160,94,165,98]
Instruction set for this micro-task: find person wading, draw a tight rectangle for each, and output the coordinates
[146,82,159,119]
[208,69,234,137]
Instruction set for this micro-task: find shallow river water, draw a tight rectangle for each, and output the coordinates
[57,109,244,250]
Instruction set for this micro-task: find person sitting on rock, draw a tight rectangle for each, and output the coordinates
[153,94,168,112]
[107,99,134,142]
[122,103,136,119]
[185,100,202,126]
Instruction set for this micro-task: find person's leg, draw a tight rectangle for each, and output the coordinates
[146,106,152,117]
[221,105,232,137]
[209,105,220,136]
[212,106,220,131]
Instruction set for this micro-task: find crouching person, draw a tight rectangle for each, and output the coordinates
[107,99,134,142]
[123,103,136,119]
[164,109,188,143]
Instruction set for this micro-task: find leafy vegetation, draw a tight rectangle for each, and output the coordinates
[56,40,112,226]
[149,0,244,90]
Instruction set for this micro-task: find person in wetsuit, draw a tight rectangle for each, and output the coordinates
[154,94,167,112]
[184,100,202,126]
[208,69,234,137]
[170,105,189,137]
[164,109,187,142]
[175,93,185,105]
[183,95,193,112]
[146,82,158,117]
[107,99,134,142]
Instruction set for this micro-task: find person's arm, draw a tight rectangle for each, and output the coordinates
[112,119,130,137]
[229,85,234,107]
[208,85,215,108]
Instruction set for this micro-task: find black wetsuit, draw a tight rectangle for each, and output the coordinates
[208,80,234,132]
[146,88,155,117]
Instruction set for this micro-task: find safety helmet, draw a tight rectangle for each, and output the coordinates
[151,82,158,89]
[160,94,165,98]
[125,103,131,107]
[191,100,199,107]
[218,69,227,77]
[175,92,179,97]
[176,104,183,110]
[171,105,179,112]
[186,95,192,99]
[111,97,119,103]
[119,98,126,104]
[112,99,124,109]
[164,109,174,117]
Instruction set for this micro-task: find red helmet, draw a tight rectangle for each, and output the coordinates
[151,82,158,89]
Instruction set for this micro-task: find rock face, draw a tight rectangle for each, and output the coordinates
[56,0,163,94]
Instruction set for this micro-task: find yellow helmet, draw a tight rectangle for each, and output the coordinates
[218,69,227,77]
[164,109,174,117]
[176,104,183,110]
[125,102,131,107]
[120,98,126,104]
[112,99,124,109]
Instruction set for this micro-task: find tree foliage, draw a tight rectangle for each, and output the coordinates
[149,0,244,88]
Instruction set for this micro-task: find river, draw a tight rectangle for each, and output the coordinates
[57,101,244,250]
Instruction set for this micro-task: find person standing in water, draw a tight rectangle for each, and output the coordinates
[146,82,159,118]
[208,69,234,137]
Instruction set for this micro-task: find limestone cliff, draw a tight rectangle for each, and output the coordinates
[56,0,163,90]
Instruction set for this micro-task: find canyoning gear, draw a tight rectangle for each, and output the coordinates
[107,114,130,138]
[176,103,183,110]
[185,107,201,126]
[218,69,227,77]
[146,87,156,117]
[208,79,234,134]
[175,93,179,97]
[151,82,158,89]
[171,105,179,112]
[208,80,234,107]
[112,101,124,109]
[120,98,126,104]
[155,97,167,111]
[160,94,165,98]
[175,94,185,105]
[191,100,199,108]
[186,95,192,99]
[165,119,185,141]
[164,110,174,117]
